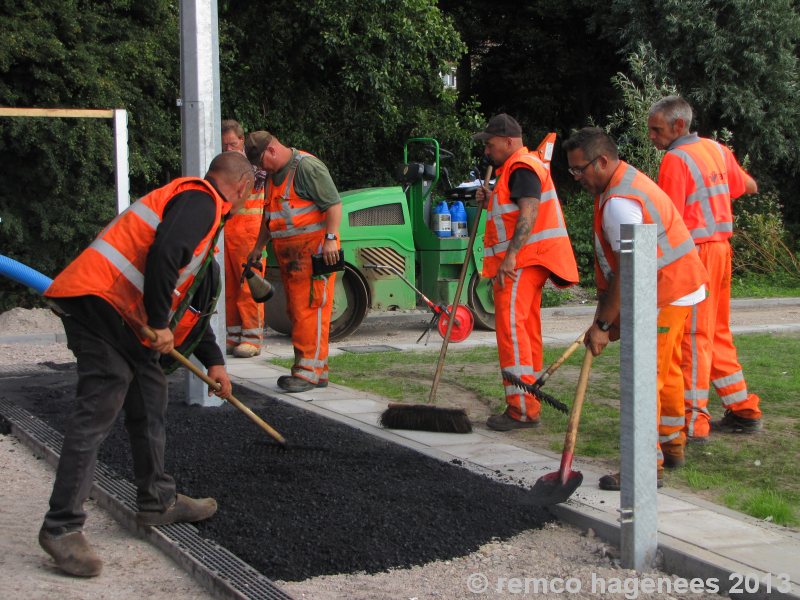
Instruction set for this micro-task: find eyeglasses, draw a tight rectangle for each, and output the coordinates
[568,156,600,177]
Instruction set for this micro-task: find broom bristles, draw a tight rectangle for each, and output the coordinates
[380,404,472,434]
[501,370,569,414]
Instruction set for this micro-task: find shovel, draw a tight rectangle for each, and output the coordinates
[528,347,593,506]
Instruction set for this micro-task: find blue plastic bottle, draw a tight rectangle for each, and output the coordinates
[449,201,468,237]
[432,201,452,237]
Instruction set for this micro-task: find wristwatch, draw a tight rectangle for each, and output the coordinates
[596,319,612,332]
[325,233,338,241]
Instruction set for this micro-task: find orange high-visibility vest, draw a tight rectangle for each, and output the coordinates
[594,162,707,307]
[266,151,325,239]
[658,134,747,244]
[46,177,230,342]
[482,146,578,284]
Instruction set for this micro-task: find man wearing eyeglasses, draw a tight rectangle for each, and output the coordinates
[648,96,762,441]
[473,114,579,431]
[220,119,268,358]
[563,127,708,489]
[245,131,342,393]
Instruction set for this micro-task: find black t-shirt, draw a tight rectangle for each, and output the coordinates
[507,167,542,203]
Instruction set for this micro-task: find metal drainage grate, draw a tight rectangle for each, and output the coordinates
[0,398,294,600]
[338,344,401,354]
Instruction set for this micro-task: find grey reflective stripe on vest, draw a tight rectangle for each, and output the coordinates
[89,238,145,292]
[485,189,566,257]
[89,196,216,316]
[669,139,731,240]
[88,199,163,293]
[269,154,325,238]
[601,164,695,270]
[595,232,613,281]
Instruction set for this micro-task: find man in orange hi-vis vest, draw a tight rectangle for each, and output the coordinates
[473,114,579,431]
[221,120,266,358]
[40,152,253,577]
[564,127,708,490]
[245,131,342,393]
[648,96,762,441]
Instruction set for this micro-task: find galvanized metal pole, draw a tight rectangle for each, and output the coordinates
[112,109,130,212]
[179,0,224,406]
[619,223,658,570]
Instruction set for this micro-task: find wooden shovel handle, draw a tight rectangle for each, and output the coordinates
[141,327,286,445]
[563,348,593,456]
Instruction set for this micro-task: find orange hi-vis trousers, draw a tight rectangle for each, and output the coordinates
[273,231,336,385]
[224,219,265,350]
[682,241,762,438]
[495,266,549,422]
[657,305,691,465]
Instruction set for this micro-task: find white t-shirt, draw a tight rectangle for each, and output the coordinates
[602,197,705,307]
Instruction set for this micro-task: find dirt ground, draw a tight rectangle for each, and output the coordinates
[1,301,796,599]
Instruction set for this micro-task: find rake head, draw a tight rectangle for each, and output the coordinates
[501,370,569,414]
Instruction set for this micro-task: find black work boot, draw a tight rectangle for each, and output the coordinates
[662,445,686,469]
[39,527,103,577]
[486,410,539,431]
[136,494,217,527]
[712,410,762,434]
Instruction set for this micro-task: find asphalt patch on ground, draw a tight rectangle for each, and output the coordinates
[2,367,552,581]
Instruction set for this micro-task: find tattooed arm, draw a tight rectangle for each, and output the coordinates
[495,196,539,288]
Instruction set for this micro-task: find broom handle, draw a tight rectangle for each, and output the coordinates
[429,166,492,402]
[563,348,593,462]
[141,327,286,445]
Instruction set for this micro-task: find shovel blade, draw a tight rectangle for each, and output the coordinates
[527,469,583,506]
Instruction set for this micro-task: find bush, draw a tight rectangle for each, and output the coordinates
[732,192,800,283]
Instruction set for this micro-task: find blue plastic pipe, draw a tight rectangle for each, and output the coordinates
[0,254,53,295]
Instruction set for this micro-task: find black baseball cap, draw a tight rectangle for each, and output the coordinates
[472,113,523,141]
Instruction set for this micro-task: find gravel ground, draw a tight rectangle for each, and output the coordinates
[0,305,778,599]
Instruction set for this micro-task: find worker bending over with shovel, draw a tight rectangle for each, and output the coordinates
[245,131,342,393]
[40,152,254,577]
[473,114,579,431]
[563,127,708,490]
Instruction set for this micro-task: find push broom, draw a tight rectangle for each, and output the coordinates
[379,166,493,434]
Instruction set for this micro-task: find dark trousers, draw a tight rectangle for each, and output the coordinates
[43,314,176,532]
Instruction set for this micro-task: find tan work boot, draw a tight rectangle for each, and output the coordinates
[136,493,217,527]
[662,444,686,469]
[232,343,261,358]
[39,528,103,577]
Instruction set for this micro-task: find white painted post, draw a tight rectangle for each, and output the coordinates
[179,0,224,406]
[112,109,130,212]
[619,223,659,570]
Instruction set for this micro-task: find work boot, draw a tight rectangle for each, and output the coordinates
[598,471,664,491]
[136,494,217,527]
[232,343,261,358]
[277,375,328,393]
[39,527,103,577]
[712,410,763,434]
[486,410,539,431]
[662,445,686,469]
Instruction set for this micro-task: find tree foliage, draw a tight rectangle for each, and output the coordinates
[0,0,181,309]
[219,0,480,190]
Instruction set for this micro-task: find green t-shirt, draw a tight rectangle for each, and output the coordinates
[269,149,341,211]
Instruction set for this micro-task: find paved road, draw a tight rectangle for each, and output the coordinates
[260,297,800,360]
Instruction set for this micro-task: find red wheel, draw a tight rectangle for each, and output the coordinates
[437,304,474,343]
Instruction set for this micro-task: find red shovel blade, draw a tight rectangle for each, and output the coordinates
[438,305,474,343]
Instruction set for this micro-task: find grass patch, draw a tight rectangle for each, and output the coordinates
[731,273,800,298]
[273,332,800,526]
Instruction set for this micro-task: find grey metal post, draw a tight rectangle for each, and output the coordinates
[179,0,224,406]
[112,109,130,212]
[618,223,658,570]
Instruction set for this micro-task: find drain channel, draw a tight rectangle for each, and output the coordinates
[0,398,294,600]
